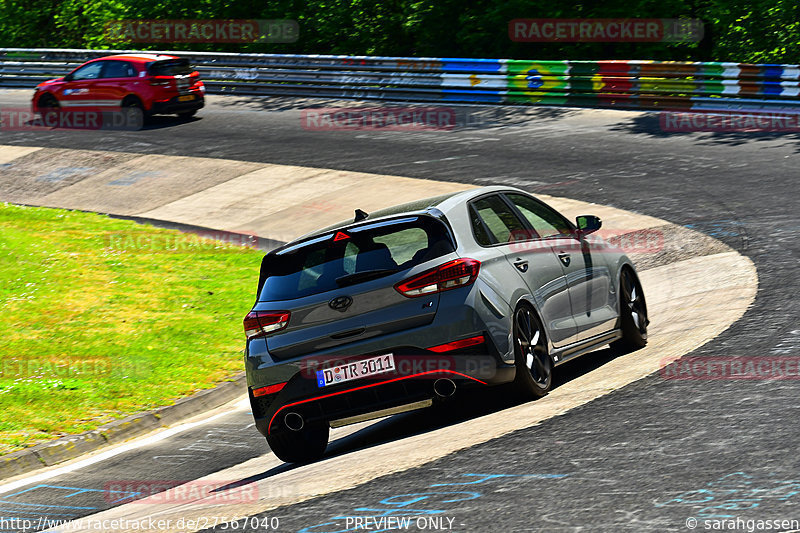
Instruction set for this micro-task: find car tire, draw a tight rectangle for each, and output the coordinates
[121,99,146,130]
[38,94,60,123]
[610,267,649,352]
[266,422,329,464]
[512,304,553,400]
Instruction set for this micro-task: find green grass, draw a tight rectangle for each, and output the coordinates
[0,203,264,454]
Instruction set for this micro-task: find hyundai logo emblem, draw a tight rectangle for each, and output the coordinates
[329,295,353,311]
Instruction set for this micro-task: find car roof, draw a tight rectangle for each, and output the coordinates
[289,185,527,244]
[94,53,180,63]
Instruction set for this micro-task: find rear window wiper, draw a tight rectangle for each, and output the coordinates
[335,269,399,288]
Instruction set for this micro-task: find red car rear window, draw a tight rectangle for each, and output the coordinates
[147,58,194,76]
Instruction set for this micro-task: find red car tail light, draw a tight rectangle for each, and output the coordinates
[394,258,480,298]
[428,334,485,353]
[148,76,172,86]
[252,382,287,397]
[243,311,290,339]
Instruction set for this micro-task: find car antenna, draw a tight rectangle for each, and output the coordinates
[354,209,369,222]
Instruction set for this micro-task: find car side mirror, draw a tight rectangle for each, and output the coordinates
[63,73,74,82]
[576,215,602,235]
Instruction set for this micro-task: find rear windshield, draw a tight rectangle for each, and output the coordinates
[258,216,455,301]
[147,58,193,76]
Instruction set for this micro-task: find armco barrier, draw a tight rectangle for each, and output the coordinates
[3,48,800,113]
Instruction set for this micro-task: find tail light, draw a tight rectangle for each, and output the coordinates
[252,382,287,397]
[148,76,171,86]
[243,311,290,339]
[394,258,480,298]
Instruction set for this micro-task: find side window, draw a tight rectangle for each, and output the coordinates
[70,62,104,81]
[506,193,573,239]
[469,205,492,246]
[101,60,136,78]
[470,195,527,245]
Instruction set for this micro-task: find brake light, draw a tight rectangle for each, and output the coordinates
[428,335,485,353]
[148,76,171,86]
[252,382,287,397]
[243,311,290,339]
[394,258,480,298]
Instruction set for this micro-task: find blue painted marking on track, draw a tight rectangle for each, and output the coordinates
[36,167,93,183]
[0,500,95,510]
[108,170,162,186]
[430,473,567,486]
[298,473,568,531]
[0,508,74,516]
[684,220,743,238]
[0,484,135,510]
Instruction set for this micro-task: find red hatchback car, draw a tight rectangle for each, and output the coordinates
[32,53,205,120]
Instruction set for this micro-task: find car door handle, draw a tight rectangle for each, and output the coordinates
[513,258,528,273]
[557,252,571,267]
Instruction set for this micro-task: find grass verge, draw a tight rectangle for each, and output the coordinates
[0,203,263,454]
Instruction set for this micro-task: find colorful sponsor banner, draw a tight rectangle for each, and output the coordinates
[8,48,800,113]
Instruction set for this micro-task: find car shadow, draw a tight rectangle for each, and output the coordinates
[210,344,636,492]
[609,111,800,150]
[141,115,202,130]
[20,113,200,132]
[210,95,579,131]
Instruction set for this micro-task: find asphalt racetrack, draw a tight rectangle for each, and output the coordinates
[1,90,798,532]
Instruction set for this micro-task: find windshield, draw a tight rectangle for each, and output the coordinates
[258,216,455,301]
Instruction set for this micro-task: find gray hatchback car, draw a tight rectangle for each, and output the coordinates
[244,186,649,463]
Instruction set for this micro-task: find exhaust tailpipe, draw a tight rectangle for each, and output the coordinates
[433,378,456,398]
[284,412,305,432]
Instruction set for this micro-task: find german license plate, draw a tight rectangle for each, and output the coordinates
[178,95,195,102]
[316,354,395,388]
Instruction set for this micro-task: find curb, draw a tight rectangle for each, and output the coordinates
[0,372,247,482]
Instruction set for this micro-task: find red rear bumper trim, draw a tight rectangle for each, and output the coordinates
[267,369,487,435]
